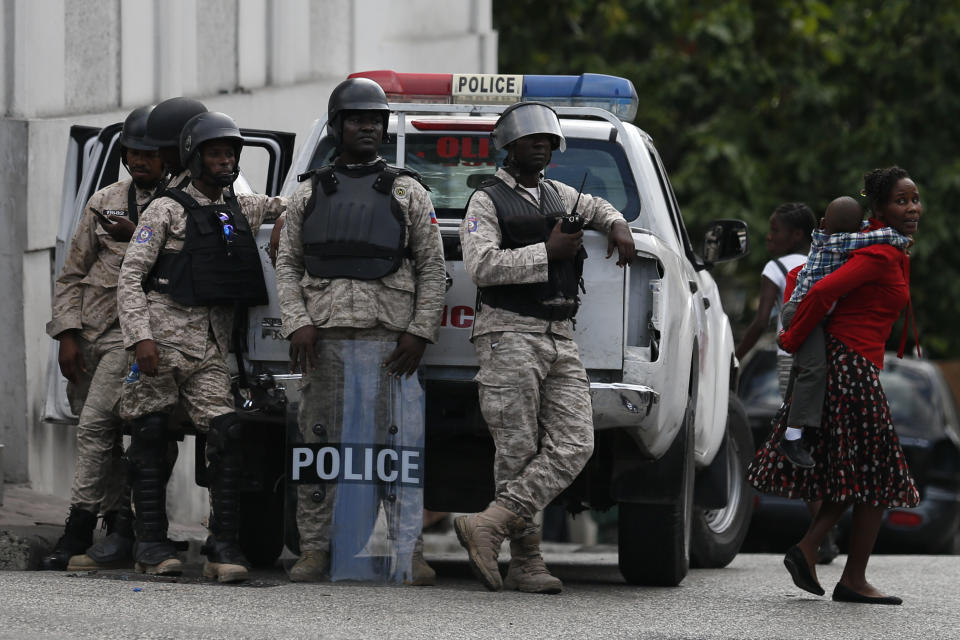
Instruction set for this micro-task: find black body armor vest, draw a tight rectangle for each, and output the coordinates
[145,189,268,307]
[300,162,420,280]
[477,177,585,321]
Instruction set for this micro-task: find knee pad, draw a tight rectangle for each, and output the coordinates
[127,413,168,482]
[130,412,168,444]
[207,413,244,462]
[127,413,168,462]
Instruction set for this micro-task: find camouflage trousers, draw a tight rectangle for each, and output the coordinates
[474,331,594,536]
[119,336,233,431]
[66,327,128,514]
[296,327,408,553]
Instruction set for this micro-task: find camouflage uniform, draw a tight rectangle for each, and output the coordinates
[275,164,445,552]
[46,178,156,514]
[117,182,286,428]
[460,167,626,535]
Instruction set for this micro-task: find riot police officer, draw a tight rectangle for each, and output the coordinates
[42,106,165,570]
[275,77,446,584]
[117,111,286,582]
[455,102,635,594]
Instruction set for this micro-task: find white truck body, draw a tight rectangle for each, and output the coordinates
[251,105,734,468]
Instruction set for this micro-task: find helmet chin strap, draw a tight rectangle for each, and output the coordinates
[210,168,240,187]
[189,155,240,187]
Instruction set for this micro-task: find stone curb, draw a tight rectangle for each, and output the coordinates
[0,526,61,571]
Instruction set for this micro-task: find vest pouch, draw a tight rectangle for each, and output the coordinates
[189,221,268,307]
[162,251,197,305]
[500,212,555,248]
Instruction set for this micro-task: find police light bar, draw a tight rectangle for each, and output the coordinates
[348,71,639,121]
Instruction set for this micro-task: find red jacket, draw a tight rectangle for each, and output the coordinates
[784,265,800,303]
[779,219,910,369]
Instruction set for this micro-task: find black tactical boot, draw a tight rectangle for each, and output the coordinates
[40,506,97,570]
[201,535,251,583]
[67,508,135,571]
[202,414,250,583]
[129,413,182,576]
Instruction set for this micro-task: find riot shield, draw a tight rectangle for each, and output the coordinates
[317,339,425,583]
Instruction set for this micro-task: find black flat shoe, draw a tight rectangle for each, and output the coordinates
[776,438,816,468]
[783,546,824,596]
[832,582,902,605]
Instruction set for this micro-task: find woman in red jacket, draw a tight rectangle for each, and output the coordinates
[747,166,921,605]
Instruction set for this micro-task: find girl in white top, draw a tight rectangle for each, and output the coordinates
[736,202,816,364]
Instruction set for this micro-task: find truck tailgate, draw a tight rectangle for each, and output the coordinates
[425,225,625,371]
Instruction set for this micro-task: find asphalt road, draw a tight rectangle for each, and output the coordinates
[1,549,957,640]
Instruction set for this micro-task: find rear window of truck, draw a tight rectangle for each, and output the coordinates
[308,133,641,221]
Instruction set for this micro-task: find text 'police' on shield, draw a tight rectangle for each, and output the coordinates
[287,444,424,487]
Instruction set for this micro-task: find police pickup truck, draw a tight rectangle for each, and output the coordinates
[48,72,752,586]
[260,71,753,586]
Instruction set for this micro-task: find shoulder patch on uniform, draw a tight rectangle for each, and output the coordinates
[429,210,438,224]
[135,225,153,244]
[393,185,408,199]
[466,216,478,233]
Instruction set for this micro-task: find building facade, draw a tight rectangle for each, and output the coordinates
[0,0,495,522]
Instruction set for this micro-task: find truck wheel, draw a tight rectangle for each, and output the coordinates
[618,415,694,586]
[238,484,285,568]
[690,395,754,568]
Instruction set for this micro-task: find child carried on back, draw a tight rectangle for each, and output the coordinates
[775,196,910,468]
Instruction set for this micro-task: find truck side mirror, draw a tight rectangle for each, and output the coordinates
[703,219,749,265]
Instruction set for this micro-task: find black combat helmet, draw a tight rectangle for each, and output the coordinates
[327,77,390,147]
[119,105,158,152]
[492,101,566,152]
[145,97,208,148]
[179,111,243,186]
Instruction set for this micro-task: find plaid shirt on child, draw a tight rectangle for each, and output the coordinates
[789,222,910,303]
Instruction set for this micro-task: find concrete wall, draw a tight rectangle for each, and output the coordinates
[0,0,496,526]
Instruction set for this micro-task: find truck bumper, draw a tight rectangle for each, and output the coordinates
[590,382,660,456]
[264,375,661,455]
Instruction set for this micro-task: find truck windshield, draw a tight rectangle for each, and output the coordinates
[307,133,641,221]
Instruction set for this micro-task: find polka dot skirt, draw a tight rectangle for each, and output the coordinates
[747,337,920,508]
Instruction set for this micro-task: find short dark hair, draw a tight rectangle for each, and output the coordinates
[862,166,910,213]
[771,202,816,240]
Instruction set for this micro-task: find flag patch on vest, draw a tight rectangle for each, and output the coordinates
[135,226,153,244]
[466,216,478,233]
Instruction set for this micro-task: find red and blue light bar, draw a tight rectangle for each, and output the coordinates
[348,70,639,121]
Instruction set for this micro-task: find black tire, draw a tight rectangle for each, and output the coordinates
[618,415,695,586]
[239,486,285,568]
[690,395,754,568]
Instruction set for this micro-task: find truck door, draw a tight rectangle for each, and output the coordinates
[44,124,123,424]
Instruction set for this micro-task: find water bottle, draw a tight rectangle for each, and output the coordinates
[124,362,140,383]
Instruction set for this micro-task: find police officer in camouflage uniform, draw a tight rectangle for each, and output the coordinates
[456,102,635,594]
[144,96,208,190]
[275,78,446,584]
[118,111,286,582]
[41,106,165,571]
